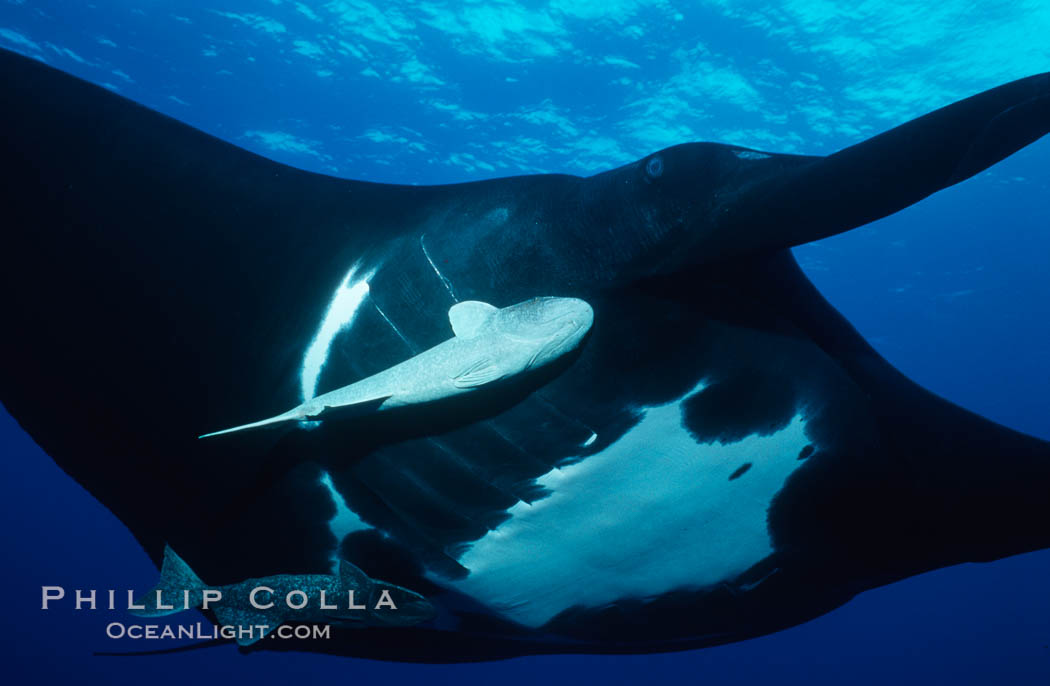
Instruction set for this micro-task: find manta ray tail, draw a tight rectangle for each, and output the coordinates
[129,546,207,617]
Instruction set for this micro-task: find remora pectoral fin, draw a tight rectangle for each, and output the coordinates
[212,606,282,646]
[451,357,504,388]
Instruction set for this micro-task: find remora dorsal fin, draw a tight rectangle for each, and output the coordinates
[448,301,498,338]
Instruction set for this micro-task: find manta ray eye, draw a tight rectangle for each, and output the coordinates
[645,156,664,179]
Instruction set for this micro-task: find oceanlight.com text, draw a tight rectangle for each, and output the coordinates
[104,622,331,641]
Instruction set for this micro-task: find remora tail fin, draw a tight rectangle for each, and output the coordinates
[130,546,207,617]
[198,412,300,439]
[199,395,391,439]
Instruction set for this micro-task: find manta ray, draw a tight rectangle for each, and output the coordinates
[1,47,1048,662]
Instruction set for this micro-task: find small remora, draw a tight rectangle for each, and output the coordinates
[199,297,594,439]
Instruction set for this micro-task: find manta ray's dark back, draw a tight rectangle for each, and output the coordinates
[2,45,1050,662]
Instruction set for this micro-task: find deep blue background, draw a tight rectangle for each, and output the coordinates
[2,1,1049,683]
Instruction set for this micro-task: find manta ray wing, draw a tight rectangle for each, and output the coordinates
[2,47,1049,662]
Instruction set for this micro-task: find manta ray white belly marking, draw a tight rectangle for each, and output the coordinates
[300,262,376,402]
[443,383,811,628]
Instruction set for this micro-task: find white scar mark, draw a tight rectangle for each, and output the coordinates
[737,567,780,593]
[372,300,417,354]
[319,470,370,573]
[420,233,458,302]
[300,262,376,402]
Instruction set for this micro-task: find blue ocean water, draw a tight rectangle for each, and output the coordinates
[2,1,1048,683]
